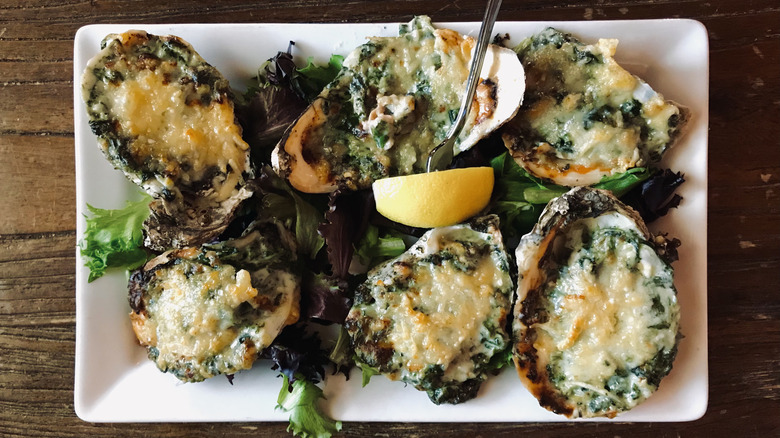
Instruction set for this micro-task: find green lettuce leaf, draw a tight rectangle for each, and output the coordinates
[292,55,344,102]
[259,167,325,259]
[328,326,354,378]
[488,153,551,237]
[488,152,655,237]
[353,224,406,267]
[356,361,381,387]
[79,194,151,282]
[287,190,324,260]
[593,167,655,197]
[277,374,342,438]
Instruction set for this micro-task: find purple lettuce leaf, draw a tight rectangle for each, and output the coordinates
[301,272,352,325]
[317,189,374,279]
[260,323,329,386]
[621,169,685,223]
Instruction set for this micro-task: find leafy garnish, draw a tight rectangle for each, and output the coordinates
[79,194,151,282]
[355,361,381,387]
[292,54,345,102]
[259,167,325,259]
[237,84,307,159]
[594,167,655,198]
[264,321,339,437]
[248,43,343,104]
[260,43,299,86]
[318,190,374,278]
[488,152,663,237]
[261,324,329,385]
[302,272,351,324]
[488,152,552,237]
[652,233,682,264]
[277,374,342,438]
[353,224,406,267]
[237,44,343,164]
[621,169,685,223]
[328,326,354,379]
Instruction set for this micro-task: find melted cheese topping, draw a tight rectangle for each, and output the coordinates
[360,94,416,150]
[330,20,470,176]
[505,28,685,186]
[109,68,249,199]
[82,31,252,204]
[278,16,524,192]
[385,256,504,381]
[527,212,679,415]
[132,254,298,382]
[348,218,513,397]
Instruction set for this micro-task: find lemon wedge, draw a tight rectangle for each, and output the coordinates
[372,167,495,228]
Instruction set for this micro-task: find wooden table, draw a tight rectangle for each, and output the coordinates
[1,1,778,436]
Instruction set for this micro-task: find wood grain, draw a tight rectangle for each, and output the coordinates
[1,0,779,437]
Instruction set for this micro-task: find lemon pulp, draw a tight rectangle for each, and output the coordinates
[372,167,495,228]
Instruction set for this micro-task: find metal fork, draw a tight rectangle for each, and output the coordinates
[425,0,503,172]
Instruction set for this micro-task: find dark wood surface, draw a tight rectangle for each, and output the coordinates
[1,1,778,437]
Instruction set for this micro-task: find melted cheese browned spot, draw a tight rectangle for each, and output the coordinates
[82,31,252,199]
[107,68,249,201]
[385,249,500,379]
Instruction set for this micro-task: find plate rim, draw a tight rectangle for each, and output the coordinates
[73,18,709,423]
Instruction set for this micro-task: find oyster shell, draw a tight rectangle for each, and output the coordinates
[513,187,680,418]
[345,215,513,404]
[502,28,689,186]
[128,221,299,382]
[81,31,255,251]
[272,16,525,193]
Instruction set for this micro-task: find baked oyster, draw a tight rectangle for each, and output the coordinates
[272,16,525,193]
[502,28,689,186]
[346,215,513,404]
[512,187,681,418]
[81,31,255,251]
[128,221,299,382]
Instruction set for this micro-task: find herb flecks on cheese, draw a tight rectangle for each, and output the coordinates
[128,222,300,383]
[82,30,254,250]
[502,28,688,186]
[273,16,525,193]
[346,215,513,404]
[513,187,680,418]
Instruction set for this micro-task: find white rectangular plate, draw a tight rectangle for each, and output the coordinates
[74,19,709,423]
